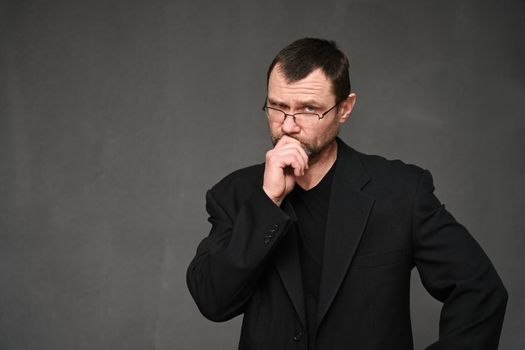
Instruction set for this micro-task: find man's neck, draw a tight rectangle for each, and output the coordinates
[296,140,338,190]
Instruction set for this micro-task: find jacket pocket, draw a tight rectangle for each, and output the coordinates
[353,249,405,269]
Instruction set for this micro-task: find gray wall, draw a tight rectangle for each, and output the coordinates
[1,0,523,349]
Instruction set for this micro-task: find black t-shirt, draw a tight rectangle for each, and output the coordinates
[289,161,336,346]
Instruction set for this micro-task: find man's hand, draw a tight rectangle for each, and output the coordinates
[263,136,309,206]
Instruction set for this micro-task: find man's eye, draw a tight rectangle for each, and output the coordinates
[304,106,316,113]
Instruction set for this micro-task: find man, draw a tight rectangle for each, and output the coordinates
[187,38,507,349]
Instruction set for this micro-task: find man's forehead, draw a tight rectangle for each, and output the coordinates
[269,64,330,84]
[268,65,335,101]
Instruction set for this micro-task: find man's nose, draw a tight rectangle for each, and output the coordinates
[281,114,300,134]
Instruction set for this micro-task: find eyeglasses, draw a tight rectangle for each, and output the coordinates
[262,101,340,125]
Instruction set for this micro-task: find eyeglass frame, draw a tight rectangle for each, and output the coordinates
[262,98,341,124]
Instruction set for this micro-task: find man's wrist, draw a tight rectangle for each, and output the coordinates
[262,186,283,207]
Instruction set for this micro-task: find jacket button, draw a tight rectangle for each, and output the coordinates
[263,233,274,244]
[293,331,302,341]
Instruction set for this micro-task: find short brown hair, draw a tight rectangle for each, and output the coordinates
[267,38,351,103]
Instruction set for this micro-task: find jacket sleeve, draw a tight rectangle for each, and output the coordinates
[186,185,295,322]
[412,170,508,349]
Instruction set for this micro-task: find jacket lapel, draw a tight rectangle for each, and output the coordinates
[316,139,375,329]
[271,139,374,332]
[272,200,307,328]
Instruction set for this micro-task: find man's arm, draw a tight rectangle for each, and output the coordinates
[186,186,294,322]
[412,170,508,349]
[187,136,308,322]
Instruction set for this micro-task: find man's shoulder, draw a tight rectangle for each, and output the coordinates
[339,140,425,188]
[208,163,265,198]
[358,150,423,177]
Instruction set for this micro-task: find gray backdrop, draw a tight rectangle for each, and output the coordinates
[1,0,523,349]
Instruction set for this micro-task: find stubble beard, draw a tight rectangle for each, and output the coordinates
[271,130,339,162]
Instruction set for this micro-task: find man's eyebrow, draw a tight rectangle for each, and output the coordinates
[267,98,322,107]
[299,99,322,107]
[267,97,286,106]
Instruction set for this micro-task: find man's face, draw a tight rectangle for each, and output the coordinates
[266,65,352,160]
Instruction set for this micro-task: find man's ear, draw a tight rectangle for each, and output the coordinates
[338,93,356,124]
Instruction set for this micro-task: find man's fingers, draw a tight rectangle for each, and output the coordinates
[274,137,309,166]
[267,148,307,175]
[278,144,308,167]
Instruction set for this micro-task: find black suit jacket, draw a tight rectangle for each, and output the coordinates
[187,138,507,349]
